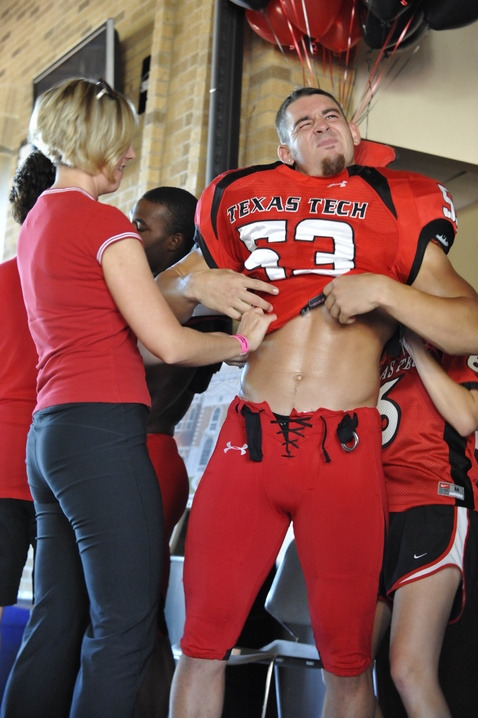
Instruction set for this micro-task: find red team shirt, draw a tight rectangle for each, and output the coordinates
[195,161,457,331]
[17,188,150,412]
[379,347,478,512]
[0,258,37,500]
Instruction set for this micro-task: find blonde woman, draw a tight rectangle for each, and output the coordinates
[0,78,275,718]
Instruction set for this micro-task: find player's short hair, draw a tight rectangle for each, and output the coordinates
[276,87,346,144]
[141,186,198,253]
[29,77,137,182]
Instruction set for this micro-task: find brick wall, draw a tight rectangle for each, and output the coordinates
[0,0,352,258]
[0,0,216,256]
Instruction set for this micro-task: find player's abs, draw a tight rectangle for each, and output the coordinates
[241,307,394,415]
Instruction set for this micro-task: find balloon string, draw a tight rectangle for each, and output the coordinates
[259,8,300,73]
[361,38,423,122]
[341,48,357,116]
[341,0,359,113]
[279,0,316,84]
[353,15,401,121]
[301,35,318,86]
[260,0,361,114]
[299,0,313,39]
[295,0,318,85]
[352,12,415,124]
[344,0,357,70]
[260,2,315,86]
[259,8,288,55]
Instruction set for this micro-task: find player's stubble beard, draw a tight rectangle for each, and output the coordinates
[322,153,346,177]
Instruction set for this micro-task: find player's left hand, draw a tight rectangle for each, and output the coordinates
[322,273,387,324]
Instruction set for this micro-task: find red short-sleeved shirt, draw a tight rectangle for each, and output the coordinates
[0,257,37,499]
[18,187,151,411]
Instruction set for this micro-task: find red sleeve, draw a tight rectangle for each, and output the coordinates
[387,170,458,285]
[195,170,244,271]
[442,353,478,389]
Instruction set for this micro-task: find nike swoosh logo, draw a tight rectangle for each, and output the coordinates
[414,552,427,559]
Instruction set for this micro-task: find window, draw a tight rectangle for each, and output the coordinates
[199,437,214,470]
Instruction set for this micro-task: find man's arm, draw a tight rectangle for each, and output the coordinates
[156,246,279,323]
[402,331,478,437]
[322,242,478,354]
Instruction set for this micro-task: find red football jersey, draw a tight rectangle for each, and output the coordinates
[195,161,457,331]
[379,347,478,512]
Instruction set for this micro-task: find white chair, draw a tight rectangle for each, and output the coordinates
[168,539,324,718]
[227,539,323,717]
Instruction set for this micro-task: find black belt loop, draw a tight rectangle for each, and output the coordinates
[337,412,359,452]
[240,405,263,462]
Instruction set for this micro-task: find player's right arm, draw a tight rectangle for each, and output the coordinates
[322,243,478,354]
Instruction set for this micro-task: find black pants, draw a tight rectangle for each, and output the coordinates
[1,403,164,718]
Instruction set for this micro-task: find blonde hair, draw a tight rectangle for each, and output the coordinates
[29,77,138,181]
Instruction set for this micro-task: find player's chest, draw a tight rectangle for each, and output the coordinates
[228,192,400,278]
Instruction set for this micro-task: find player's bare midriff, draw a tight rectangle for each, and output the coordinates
[240,306,395,415]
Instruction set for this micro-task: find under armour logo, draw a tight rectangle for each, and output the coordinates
[327,180,348,188]
[224,441,248,455]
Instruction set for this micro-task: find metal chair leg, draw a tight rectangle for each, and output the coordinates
[260,658,276,718]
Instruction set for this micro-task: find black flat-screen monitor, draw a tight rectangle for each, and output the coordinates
[32,19,122,104]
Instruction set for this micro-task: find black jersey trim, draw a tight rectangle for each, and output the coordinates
[347,165,397,217]
[426,218,455,255]
[444,423,475,509]
[210,161,282,237]
[407,218,456,285]
[194,227,217,269]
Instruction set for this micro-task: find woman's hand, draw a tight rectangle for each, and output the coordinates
[233,307,277,359]
[187,267,279,321]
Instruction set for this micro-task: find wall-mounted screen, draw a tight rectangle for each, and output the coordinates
[32,19,122,104]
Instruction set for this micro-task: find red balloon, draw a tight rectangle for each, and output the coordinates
[246,0,304,46]
[319,0,362,53]
[281,0,342,38]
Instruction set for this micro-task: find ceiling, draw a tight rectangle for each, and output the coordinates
[390,146,478,212]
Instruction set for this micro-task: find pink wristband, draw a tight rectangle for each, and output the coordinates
[232,334,249,355]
